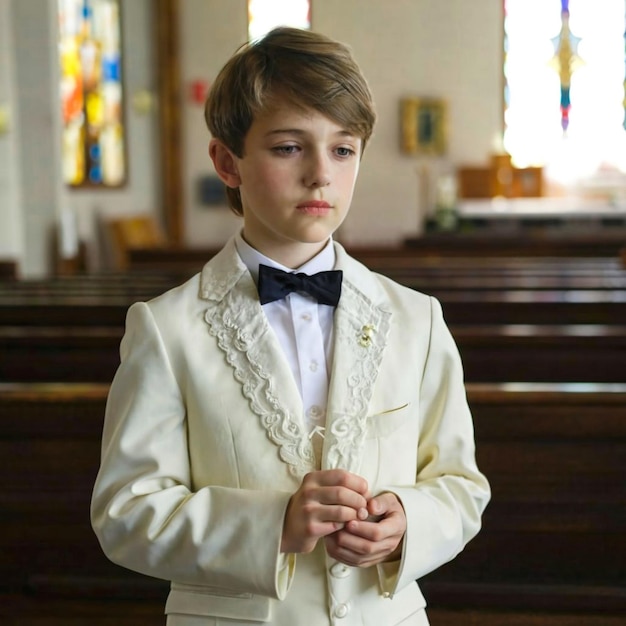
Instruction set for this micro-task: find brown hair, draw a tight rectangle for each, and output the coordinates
[204,27,377,215]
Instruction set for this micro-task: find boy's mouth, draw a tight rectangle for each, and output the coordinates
[297,200,332,216]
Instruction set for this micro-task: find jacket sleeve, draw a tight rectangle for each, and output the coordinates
[379,296,491,594]
[90,301,294,599]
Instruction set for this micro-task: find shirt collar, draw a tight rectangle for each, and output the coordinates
[234,231,336,286]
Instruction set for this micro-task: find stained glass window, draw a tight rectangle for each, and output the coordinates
[248,0,311,41]
[58,0,125,187]
[503,0,626,192]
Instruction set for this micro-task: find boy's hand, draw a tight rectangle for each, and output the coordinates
[281,470,370,554]
[323,491,406,568]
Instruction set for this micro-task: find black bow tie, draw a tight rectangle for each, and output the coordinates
[257,264,343,306]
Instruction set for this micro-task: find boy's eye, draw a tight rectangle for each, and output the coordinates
[335,146,356,157]
[272,145,299,155]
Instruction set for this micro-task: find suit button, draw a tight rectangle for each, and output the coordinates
[330,562,351,578]
[333,602,350,618]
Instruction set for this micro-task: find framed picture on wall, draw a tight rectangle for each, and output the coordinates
[401,98,447,156]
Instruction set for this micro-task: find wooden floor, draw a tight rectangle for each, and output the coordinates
[2,595,625,626]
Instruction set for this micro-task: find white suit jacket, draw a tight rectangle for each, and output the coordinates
[91,238,490,625]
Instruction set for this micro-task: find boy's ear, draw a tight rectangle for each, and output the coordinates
[209,139,241,188]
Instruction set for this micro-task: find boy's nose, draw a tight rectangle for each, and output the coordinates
[304,154,331,188]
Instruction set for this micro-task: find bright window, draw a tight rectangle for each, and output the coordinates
[58,0,126,188]
[503,0,626,194]
[248,0,311,41]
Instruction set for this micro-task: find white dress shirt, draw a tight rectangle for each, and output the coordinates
[235,233,336,461]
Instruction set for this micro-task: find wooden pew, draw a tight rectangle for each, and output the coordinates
[358,257,626,291]
[454,324,626,383]
[0,259,17,280]
[128,246,218,274]
[380,271,624,291]
[403,232,626,257]
[0,383,115,591]
[1,323,625,383]
[4,255,624,298]
[10,264,625,298]
[421,382,626,614]
[1,382,624,616]
[127,244,626,276]
[0,265,623,383]
[0,326,123,382]
[0,382,160,599]
[0,273,181,328]
[0,269,624,383]
[426,289,626,325]
[1,279,624,327]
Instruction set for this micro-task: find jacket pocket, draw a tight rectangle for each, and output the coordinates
[365,403,411,438]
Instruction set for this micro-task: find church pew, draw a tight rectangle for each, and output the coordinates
[360,258,626,291]
[0,269,623,386]
[0,383,114,589]
[2,253,623,304]
[384,272,623,291]
[0,260,17,280]
[0,382,624,615]
[0,274,180,328]
[1,272,624,382]
[354,252,624,270]
[425,289,626,325]
[127,246,217,274]
[454,324,626,383]
[0,285,624,327]
[126,245,626,278]
[0,382,141,595]
[124,228,626,269]
[34,255,626,285]
[403,232,626,257]
[420,382,626,613]
[0,326,123,382]
[1,324,624,383]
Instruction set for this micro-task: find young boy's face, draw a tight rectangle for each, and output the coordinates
[227,102,362,266]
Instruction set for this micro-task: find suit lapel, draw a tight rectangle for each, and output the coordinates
[198,238,393,477]
[323,246,393,473]
[200,239,316,479]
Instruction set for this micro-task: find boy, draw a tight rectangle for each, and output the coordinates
[91,27,490,626]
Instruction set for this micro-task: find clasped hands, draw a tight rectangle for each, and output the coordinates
[281,469,406,568]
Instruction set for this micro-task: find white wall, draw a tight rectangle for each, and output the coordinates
[179,0,245,247]
[180,0,504,247]
[9,0,61,277]
[0,0,23,268]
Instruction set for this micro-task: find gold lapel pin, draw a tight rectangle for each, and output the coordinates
[358,324,376,347]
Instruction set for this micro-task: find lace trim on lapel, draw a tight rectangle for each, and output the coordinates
[204,283,315,479]
[325,284,392,473]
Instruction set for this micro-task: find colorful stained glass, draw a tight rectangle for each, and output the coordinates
[248,0,311,41]
[551,0,583,131]
[58,0,125,187]
[503,0,626,186]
